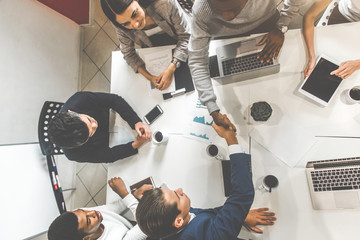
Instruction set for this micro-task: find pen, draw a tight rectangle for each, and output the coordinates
[56,175,62,192]
[51,157,57,172]
[171,88,186,97]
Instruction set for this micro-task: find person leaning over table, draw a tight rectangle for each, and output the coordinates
[136,121,277,240]
[48,177,153,240]
[189,0,305,130]
[48,91,151,163]
[101,0,191,91]
[303,0,360,79]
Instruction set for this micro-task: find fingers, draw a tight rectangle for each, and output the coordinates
[257,34,268,46]
[250,226,263,233]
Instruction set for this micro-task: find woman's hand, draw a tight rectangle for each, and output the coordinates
[331,60,360,79]
[304,56,316,78]
[157,64,176,90]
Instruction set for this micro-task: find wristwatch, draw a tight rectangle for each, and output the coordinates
[171,59,181,69]
[278,25,288,34]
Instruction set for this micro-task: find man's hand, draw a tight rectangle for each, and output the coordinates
[135,122,152,140]
[257,29,285,63]
[132,134,150,149]
[331,60,360,79]
[157,65,176,90]
[212,122,238,146]
[304,56,316,78]
[108,177,129,199]
[210,111,236,132]
[244,208,276,233]
[149,75,162,89]
[132,184,153,200]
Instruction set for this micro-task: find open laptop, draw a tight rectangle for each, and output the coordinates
[305,157,360,210]
[209,35,280,85]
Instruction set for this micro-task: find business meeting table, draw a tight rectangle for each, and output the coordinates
[107,22,360,239]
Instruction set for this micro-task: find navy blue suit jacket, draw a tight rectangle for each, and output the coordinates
[166,152,254,240]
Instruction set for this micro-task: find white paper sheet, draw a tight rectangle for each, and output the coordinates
[250,116,317,167]
[142,48,176,96]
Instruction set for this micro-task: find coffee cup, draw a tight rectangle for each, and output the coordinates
[152,131,168,144]
[258,175,279,192]
[345,86,360,104]
[206,144,225,160]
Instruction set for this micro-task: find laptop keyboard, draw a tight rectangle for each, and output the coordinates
[311,167,360,192]
[222,53,274,76]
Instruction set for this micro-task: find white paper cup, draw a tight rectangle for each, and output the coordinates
[152,131,168,144]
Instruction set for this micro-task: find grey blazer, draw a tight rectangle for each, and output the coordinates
[115,0,191,72]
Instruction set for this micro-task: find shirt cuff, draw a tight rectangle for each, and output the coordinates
[122,193,138,207]
[228,144,244,155]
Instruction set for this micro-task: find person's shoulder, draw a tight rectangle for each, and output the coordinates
[150,0,174,10]
[192,0,212,17]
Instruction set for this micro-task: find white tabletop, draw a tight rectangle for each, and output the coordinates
[108,22,360,239]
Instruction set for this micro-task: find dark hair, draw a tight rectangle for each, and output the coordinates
[100,0,153,29]
[48,112,89,149]
[48,212,84,240]
[136,188,181,239]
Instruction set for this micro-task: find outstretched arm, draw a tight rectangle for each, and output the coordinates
[302,0,332,78]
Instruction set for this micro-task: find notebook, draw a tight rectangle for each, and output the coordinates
[305,157,360,210]
[209,34,280,85]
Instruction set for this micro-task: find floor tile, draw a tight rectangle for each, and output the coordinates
[93,0,108,27]
[82,70,111,92]
[102,20,119,45]
[85,199,98,208]
[76,162,88,174]
[85,29,117,68]
[73,176,93,209]
[63,188,76,211]
[93,184,107,206]
[100,56,112,81]
[80,51,99,89]
[77,163,108,197]
[81,21,101,49]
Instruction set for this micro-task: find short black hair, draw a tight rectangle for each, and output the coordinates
[100,0,153,30]
[48,112,89,149]
[48,212,84,240]
[136,188,181,239]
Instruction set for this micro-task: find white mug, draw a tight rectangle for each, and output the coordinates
[258,175,279,192]
[152,131,168,145]
[345,86,360,104]
[206,144,225,160]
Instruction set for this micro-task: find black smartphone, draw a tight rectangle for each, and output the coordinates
[143,104,163,125]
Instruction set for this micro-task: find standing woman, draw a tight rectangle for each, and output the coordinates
[101,0,191,90]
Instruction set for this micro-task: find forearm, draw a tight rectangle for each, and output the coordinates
[138,66,155,81]
[278,0,306,27]
[189,35,219,114]
[303,14,316,59]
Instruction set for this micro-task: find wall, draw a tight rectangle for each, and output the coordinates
[0,0,80,239]
[0,0,80,145]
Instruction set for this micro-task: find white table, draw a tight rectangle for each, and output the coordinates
[107,22,360,239]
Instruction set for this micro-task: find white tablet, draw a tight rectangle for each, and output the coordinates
[299,55,343,106]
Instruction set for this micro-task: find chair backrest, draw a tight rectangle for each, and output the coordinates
[38,101,64,156]
[177,0,193,13]
[316,0,340,26]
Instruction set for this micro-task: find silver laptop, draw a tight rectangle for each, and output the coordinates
[209,35,280,85]
[305,157,360,210]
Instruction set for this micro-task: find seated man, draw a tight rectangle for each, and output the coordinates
[48,177,152,240]
[136,121,276,239]
[189,0,305,129]
[48,91,151,163]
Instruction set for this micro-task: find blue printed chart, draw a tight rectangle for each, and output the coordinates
[187,107,216,142]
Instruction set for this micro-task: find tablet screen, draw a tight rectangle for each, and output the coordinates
[301,57,343,103]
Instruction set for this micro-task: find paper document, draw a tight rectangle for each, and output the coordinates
[250,117,317,167]
[142,48,176,96]
[185,105,216,142]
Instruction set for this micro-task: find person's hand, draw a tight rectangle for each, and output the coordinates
[135,122,152,140]
[149,75,162,89]
[210,111,236,132]
[257,29,285,63]
[304,56,316,78]
[330,60,360,79]
[132,134,150,149]
[108,177,129,199]
[212,122,238,146]
[132,184,153,200]
[244,208,276,233]
[157,66,175,90]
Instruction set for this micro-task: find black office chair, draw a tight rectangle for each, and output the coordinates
[177,0,193,13]
[38,101,67,214]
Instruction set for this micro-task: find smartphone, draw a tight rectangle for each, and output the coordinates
[143,104,163,125]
